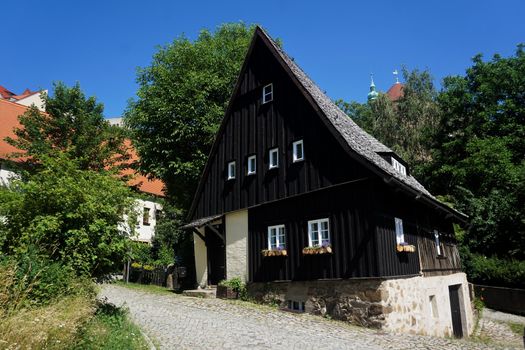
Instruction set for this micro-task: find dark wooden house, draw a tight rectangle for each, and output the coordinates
[185,27,473,338]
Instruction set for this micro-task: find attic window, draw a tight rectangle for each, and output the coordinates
[434,229,445,257]
[247,155,256,175]
[269,148,279,169]
[292,140,304,162]
[227,161,236,180]
[391,157,407,176]
[262,83,273,104]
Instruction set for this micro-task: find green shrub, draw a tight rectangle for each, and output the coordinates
[461,248,525,288]
[219,277,248,300]
[0,249,94,316]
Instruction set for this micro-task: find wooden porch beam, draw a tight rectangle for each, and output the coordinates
[206,224,225,243]
[192,228,206,243]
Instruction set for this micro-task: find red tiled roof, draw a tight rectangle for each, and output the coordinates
[11,89,39,101]
[122,140,165,197]
[0,85,15,100]
[0,100,165,197]
[386,83,404,101]
[0,99,27,160]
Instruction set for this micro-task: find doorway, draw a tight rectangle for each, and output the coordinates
[448,284,464,338]
[206,224,226,285]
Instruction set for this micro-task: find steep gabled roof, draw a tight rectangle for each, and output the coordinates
[187,26,466,221]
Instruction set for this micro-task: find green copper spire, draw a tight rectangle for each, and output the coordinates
[367,74,378,101]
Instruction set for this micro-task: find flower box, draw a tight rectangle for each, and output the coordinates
[396,243,416,253]
[261,249,288,257]
[302,245,332,255]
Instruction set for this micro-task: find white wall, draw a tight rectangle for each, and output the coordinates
[225,209,248,282]
[0,167,19,187]
[15,91,46,111]
[193,227,208,288]
[382,272,474,337]
[131,199,162,243]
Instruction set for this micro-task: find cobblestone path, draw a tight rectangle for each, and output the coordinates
[100,284,515,350]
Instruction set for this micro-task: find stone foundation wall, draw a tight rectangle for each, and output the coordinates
[247,272,473,337]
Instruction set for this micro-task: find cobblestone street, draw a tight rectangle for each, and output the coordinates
[100,284,519,350]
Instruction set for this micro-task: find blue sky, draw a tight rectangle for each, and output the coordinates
[2,0,524,117]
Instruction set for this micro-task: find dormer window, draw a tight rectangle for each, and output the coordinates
[227,161,236,180]
[292,140,304,162]
[269,148,279,169]
[262,83,273,104]
[391,157,407,176]
[247,155,256,175]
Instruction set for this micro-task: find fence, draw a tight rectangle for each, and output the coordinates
[473,284,525,315]
[124,264,168,287]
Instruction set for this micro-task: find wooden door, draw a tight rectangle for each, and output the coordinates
[448,284,463,338]
[206,225,226,285]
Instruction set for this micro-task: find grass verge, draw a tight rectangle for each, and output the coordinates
[73,301,150,350]
[115,280,174,295]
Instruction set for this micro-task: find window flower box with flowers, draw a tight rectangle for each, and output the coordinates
[396,242,416,253]
[302,242,333,255]
[261,246,288,257]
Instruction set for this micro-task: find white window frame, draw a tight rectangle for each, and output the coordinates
[395,217,405,244]
[308,218,330,247]
[434,229,442,256]
[247,155,256,175]
[391,157,407,176]
[262,83,273,104]
[267,224,286,250]
[292,139,304,162]
[227,161,236,180]
[269,148,279,169]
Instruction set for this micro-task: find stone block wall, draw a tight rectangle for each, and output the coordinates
[247,273,473,337]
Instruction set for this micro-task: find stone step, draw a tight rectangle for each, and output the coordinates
[182,288,217,298]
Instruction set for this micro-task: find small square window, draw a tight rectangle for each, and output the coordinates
[293,140,304,162]
[269,148,279,169]
[308,218,330,247]
[247,155,256,175]
[227,161,236,180]
[262,83,273,104]
[395,217,405,244]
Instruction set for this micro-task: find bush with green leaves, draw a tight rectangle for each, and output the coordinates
[219,277,248,300]
[0,155,136,277]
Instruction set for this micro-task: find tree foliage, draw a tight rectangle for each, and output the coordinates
[428,45,525,260]
[7,82,128,172]
[0,155,136,277]
[337,68,441,178]
[125,23,255,209]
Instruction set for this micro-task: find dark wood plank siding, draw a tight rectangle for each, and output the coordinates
[248,181,379,282]
[372,179,461,277]
[193,39,369,220]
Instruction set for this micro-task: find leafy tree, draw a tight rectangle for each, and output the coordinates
[337,68,441,178]
[7,82,128,172]
[429,45,525,260]
[0,155,136,277]
[125,23,255,209]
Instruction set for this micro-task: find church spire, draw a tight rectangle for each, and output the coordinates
[367,74,378,101]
